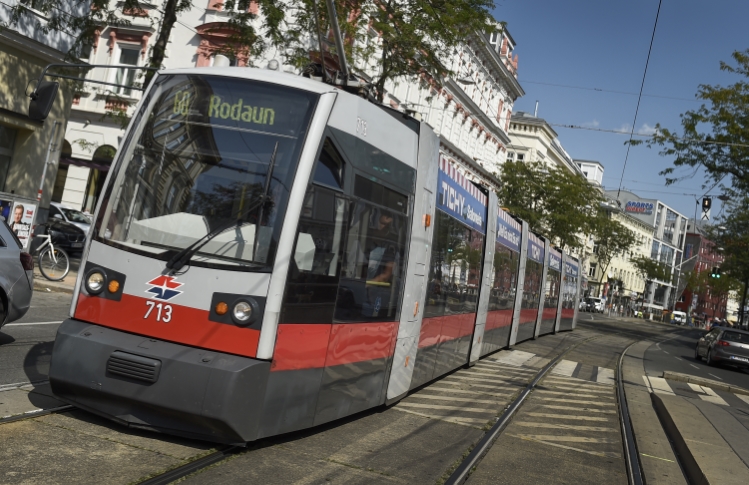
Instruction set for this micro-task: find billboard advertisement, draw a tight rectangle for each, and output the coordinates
[8,202,36,249]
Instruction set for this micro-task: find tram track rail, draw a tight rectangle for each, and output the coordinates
[444,333,645,485]
[0,404,74,426]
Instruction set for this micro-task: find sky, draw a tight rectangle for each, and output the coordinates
[494,0,749,220]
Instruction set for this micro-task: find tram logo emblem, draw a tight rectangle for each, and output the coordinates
[146,275,184,301]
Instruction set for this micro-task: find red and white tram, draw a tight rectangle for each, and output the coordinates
[47,67,581,444]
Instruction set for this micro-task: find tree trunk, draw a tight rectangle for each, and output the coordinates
[144,0,179,88]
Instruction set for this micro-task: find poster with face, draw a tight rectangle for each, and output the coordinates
[9,202,36,249]
[0,199,12,223]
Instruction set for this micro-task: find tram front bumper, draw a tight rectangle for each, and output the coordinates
[49,319,270,444]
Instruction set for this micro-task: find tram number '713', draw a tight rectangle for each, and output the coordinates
[144,301,173,323]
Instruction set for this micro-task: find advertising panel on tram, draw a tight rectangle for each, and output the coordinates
[560,258,580,331]
[482,207,522,354]
[516,232,545,342]
[412,157,488,388]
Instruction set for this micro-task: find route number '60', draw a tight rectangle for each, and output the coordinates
[144,301,173,323]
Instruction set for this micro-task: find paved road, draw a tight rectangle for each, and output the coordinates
[644,327,749,389]
[0,292,70,386]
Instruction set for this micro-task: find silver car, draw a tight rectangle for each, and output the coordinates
[695,327,749,369]
[50,202,92,234]
[0,220,33,327]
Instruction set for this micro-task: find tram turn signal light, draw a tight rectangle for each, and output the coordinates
[108,280,120,293]
[423,214,431,227]
[215,302,229,315]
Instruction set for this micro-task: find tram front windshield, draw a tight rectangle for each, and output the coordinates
[97,74,318,270]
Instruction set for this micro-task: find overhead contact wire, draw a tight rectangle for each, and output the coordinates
[616,0,663,201]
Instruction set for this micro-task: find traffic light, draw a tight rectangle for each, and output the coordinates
[702,197,712,211]
[711,267,721,278]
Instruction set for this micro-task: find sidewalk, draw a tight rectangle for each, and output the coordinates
[33,259,78,294]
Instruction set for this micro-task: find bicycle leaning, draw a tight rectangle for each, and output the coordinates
[34,232,70,281]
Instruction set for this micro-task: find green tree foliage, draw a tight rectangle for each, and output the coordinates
[630,255,671,283]
[496,160,636,256]
[683,268,741,307]
[630,49,749,194]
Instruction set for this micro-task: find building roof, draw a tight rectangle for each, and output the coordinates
[575,159,604,168]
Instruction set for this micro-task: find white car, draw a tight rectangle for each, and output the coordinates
[585,297,604,313]
[49,202,92,234]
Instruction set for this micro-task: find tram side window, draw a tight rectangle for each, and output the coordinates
[313,138,344,190]
[424,211,485,318]
[544,269,561,309]
[522,259,544,309]
[489,244,519,312]
[281,187,348,323]
[334,179,409,323]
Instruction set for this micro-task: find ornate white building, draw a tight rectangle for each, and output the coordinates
[54,3,524,212]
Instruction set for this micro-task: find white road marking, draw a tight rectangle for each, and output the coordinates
[515,422,618,432]
[709,373,723,381]
[688,383,729,406]
[690,364,700,369]
[446,375,528,385]
[408,394,500,405]
[514,435,621,458]
[4,321,63,326]
[736,394,749,406]
[468,366,535,376]
[541,384,612,395]
[537,398,615,406]
[643,376,675,395]
[397,402,496,413]
[541,405,616,414]
[0,380,48,392]
[545,376,612,389]
[442,380,523,391]
[675,357,683,361]
[493,350,537,367]
[551,359,578,377]
[527,413,610,422]
[596,367,616,385]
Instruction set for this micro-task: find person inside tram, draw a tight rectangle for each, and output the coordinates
[366,209,397,285]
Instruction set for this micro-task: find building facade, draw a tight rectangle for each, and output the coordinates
[674,232,728,322]
[506,111,582,174]
[605,189,688,313]
[0,1,81,228]
[575,160,603,186]
[55,4,524,214]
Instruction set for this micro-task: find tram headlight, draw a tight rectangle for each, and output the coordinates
[231,299,259,326]
[85,270,106,295]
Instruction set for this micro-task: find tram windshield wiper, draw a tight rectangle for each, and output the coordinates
[165,142,279,273]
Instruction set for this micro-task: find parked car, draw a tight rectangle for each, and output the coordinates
[695,327,749,368]
[30,219,86,255]
[49,202,92,234]
[0,220,34,328]
[585,297,604,313]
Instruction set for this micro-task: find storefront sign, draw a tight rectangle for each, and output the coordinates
[625,201,654,215]
[527,233,545,264]
[8,202,36,249]
[497,208,521,252]
[437,159,487,234]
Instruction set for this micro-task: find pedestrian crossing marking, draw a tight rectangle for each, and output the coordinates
[541,405,616,414]
[539,384,612,394]
[514,435,621,458]
[737,394,749,406]
[408,394,500,405]
[445,375,528,385]
[546,375,613,388]
[515,434,619,444]
[551,359,578,377]
[493,350,536,367]
[397,402,497,413]
[392,407,490,429]
[535,389,614,399]
[515,422,618,432]
[424,385,513,398]
[472,362,536,374]
[643,376,675,395]
[688,383,729,406]
[463,369,534,379]
[596,367,616,385]
[536,398,615,406]
[527,412,610,422]
[442,380,523,391]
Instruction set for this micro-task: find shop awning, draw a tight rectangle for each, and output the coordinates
[59,157,112,172]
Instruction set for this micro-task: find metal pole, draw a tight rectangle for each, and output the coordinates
[324,0,349,79]
[740,277,748,330]
[36,121,61,204]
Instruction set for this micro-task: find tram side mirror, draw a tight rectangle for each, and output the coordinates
[28,80,60,121]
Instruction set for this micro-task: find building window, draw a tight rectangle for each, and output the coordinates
[588,263,597,278]
[516,153,525,162]
[114,46,140,96]
[507,152,515,161]
[0,125,18,192]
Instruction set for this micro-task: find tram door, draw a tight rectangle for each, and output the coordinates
[538,247,562,336]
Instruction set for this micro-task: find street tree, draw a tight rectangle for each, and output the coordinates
[629,49,749,195]
[682,268,741,319]
[590,211,637,294]
[630,255,671,284]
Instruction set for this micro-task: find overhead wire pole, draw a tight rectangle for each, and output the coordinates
[615,0,663,201]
